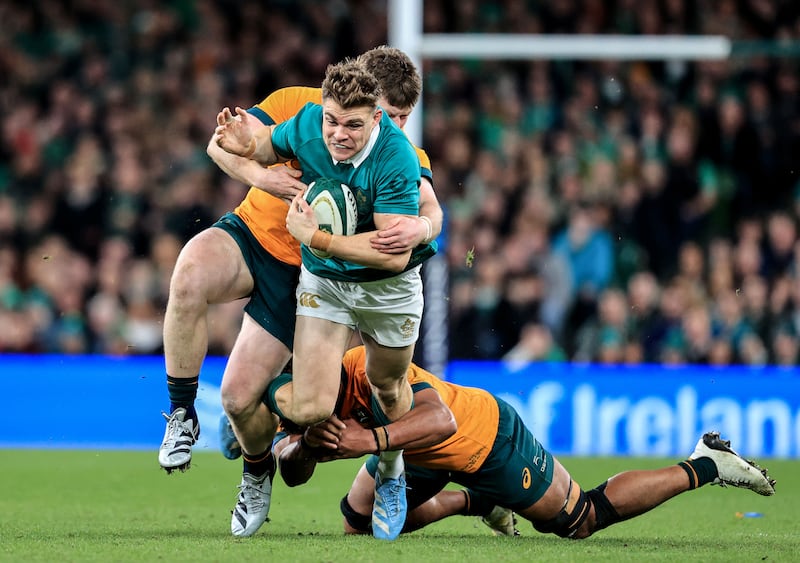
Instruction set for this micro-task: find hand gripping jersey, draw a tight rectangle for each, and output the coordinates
[232,87,434,268]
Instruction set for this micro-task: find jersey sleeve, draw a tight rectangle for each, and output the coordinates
[413,145,433,185]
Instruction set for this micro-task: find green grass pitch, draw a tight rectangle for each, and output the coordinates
[0,450,797,562]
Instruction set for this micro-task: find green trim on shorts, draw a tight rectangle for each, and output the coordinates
[212,212,300,350]
[264,372,293,419]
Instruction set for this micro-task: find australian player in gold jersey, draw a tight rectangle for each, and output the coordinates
[157,47,442,539]
[270,346,776,539]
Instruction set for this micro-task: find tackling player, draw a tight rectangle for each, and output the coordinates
[270,345,776,539]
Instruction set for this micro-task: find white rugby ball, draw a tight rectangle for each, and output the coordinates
[304,178,358,258]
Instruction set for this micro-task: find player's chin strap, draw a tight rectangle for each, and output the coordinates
[533,479,621,539]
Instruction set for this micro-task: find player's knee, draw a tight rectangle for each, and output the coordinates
[532,479,592,540]
[220,393,250,421]
[531,481,622,540]
[340,495,371,534]
[371,376,412,406]
[290,402,333,427]
[220,385,260,421]
[169,259,207,306]
[371,386,401,411]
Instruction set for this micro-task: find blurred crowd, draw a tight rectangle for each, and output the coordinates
[1,0,799,368]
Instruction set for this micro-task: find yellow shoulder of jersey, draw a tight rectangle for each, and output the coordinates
[254,86,323,124]
[412,145,431,171]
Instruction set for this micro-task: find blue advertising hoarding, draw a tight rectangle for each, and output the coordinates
[1,354,798,459]
[0,354,226,452]
[447,361,800,458]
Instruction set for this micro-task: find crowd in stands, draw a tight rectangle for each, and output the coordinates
[1,0,799,368]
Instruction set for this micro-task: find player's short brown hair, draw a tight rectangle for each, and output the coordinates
[357,46,421,109]
[321,60,381,110]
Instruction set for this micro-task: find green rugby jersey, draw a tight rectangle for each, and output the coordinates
[271,103,435,282]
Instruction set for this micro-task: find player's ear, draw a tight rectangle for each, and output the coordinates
[373,107,382,126]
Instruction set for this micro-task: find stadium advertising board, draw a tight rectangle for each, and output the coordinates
[0,354,227,453]
[447,361,800,459]
[1,354,798,458]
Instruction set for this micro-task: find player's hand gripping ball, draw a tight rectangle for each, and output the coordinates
[304,178,358,258]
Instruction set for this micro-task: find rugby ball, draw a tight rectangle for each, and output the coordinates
[304,177,358,258]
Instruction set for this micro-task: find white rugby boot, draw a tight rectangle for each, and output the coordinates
[231,471,273,537]
[689,431,776,496]
[158,408,199,473]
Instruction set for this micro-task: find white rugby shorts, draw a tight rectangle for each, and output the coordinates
[295,265,423,347]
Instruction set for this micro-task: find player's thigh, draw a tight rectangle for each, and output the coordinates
[291,315,352,412]
[205,211,300,350]
[221,313,292,406]
[355,267,423,348]
[242,253,300,352]
[361,332,415,386]
[172,226,253,303]
[514,457,574,523]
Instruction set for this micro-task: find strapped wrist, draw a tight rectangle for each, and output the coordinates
[372,426,390,452]
[371,427,381,454]
[310,230,332,251]
[419,215,433,244]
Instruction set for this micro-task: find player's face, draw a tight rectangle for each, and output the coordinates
[321,100,382,161]
[378,98,413,130]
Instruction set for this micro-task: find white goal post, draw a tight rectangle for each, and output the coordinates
[422,33,730,61]
[388,0,731,144]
